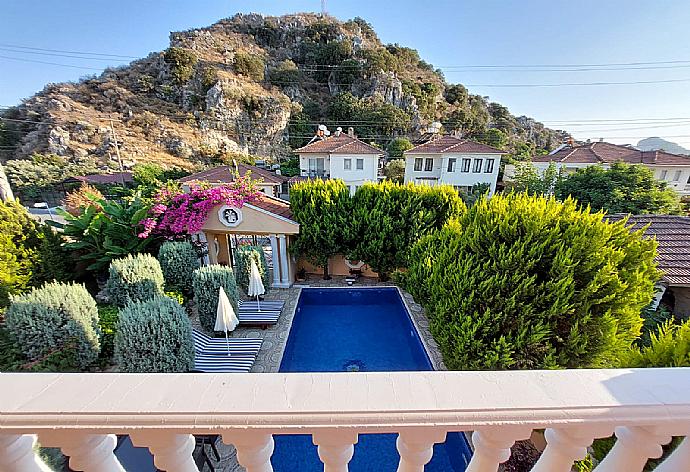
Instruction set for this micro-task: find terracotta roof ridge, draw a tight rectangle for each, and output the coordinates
[588,142,606,163]
[559,148,578,162]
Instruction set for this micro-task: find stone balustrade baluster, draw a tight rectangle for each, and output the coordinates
[465,427,531,472]
[130,432,198,472]
[530,426,612,472]
[595,426,671,472]
[39,432,124,472]
[0,434,51,472]
[312,429,359,472]
[654,436,690,472]
[222,431,274,472]
[396,428,447,472]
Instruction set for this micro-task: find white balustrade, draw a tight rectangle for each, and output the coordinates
[1,369,689,471]
[39,432,124,471]
[0,434,51,472]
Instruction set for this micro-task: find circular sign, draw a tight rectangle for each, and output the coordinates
[218,205,243,227]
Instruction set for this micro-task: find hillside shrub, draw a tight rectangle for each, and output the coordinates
[349,182,465,279]
[234,245,269,293]
[107,254,164,307]
[234,52,265,81]
[5,282,100,369]
[158,241,199,293]
[192,265,239,331]
[164,47,198,84]
[403,193,659,370]
[114,296,194,372]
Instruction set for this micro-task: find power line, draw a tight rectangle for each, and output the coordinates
[0,55,105,71]
[0,47,133,62]
[0,43,138,59]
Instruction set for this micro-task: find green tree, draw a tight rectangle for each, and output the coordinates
[478,128,507,150]
[383,159,406,183]
[386,137,414,158]
[508,161,559,195]
[555,162,682,214]
[0,201,40,306]
[348,182,465,280]
[403,193,659,370]
[289,179,351,279]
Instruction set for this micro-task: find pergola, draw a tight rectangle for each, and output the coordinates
[195,195,299,288]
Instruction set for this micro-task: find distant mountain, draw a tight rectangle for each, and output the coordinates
[637,137,689,155]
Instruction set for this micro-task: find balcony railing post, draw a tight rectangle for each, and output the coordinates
[39,432,124,472]
[395,428,447,472]
[465,427,531,472]
[530,426,610,472]
[312,429,359,472]
[222,431,274,472]
[655,436,690,472]
[595,426,671,472]
[130,432,198,472]
[0,434,51,472]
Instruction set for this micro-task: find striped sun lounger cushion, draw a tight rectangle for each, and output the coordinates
[238,311,281,324]
[192,329,263,355]
[238,300,285,310]
[193,353,256,373]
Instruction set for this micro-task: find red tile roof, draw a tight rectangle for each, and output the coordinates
[607,214,690,286]
[179,164,288,185]
[405,135,506,154]
[533,142,690,166]
[248,195,294,221]
[294,135,383,155]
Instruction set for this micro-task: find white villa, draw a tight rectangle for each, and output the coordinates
[294,128,383,194]
[523,141,690,196]
[403,135,506,194]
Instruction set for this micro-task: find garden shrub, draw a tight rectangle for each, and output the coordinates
[5,282,100,369]
[165,288,186,306]
[403,193,659,370]
[234,245,269,293]
[107,254,164,307]
[0,200,41,306]
[157,241,199,293]
[97,305,119,363]
[192,265,239,331]
[626,319,690,367]
[65,183,103,216]
[114,296,194,372]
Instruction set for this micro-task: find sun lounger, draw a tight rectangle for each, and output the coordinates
[192,329,262,355]
[237,300,283,327]
[192,352,256,373]
[238,300,285,310]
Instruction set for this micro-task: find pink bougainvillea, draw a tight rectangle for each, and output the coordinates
[139,174,261,238]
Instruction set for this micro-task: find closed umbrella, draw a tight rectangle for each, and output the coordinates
[214,286,239,356]
[247,259,266,312]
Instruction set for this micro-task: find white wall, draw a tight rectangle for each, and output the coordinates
[404,153,502,194]
[298,152,379,193]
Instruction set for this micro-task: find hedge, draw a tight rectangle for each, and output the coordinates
[5,282,100,369]
[107,254,164,307]
[234,245,269,293]
[114,296,194,372]
[158,241,199,293]
[192,265,239,331]
[403,193,660,370]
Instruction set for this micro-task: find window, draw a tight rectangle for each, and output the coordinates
[414,158,423,171]
[424,158,433,171]
[447,158,457,172]
[309,158,325,175]
[356,158,364,170]
[344,158,351,170]
[461,158,471,172]
[473,158,483,173]
[660,170,668,180]
[673,170,681,181]
[484,159,495,173]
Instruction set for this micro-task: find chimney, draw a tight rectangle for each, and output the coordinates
[347,127,355,137]
[567,137,574,146]
[599,138,604,142]
[335,126,342,137]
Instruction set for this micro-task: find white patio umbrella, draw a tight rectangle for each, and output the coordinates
[214,286,239,356]
[247,259,266,312]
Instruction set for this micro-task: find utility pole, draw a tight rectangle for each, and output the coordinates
[109,118,126,186]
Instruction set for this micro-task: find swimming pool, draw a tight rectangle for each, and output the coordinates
[272,287,472,471]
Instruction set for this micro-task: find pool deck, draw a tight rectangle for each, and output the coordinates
[192,274,446,471]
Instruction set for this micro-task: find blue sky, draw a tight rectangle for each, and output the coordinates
[2,0,690,147]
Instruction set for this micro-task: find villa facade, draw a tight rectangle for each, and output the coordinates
[294,131,383,194]
[523,141,690,196]
[402,135,505,194]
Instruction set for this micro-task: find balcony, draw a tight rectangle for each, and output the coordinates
[301,170,330,179]
[2,369,690,471]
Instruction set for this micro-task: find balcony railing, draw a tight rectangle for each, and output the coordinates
[301,170,329,178]
[1,369,690,471]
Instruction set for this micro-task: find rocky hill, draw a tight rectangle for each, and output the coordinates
[0,13,569,181]
[637,137,689,155]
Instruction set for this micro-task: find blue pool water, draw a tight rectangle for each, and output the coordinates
[272,287,471,471]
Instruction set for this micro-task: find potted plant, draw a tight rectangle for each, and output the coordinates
[296,267,307,282]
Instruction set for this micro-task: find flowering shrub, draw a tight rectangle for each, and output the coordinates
[139,174,261,238]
